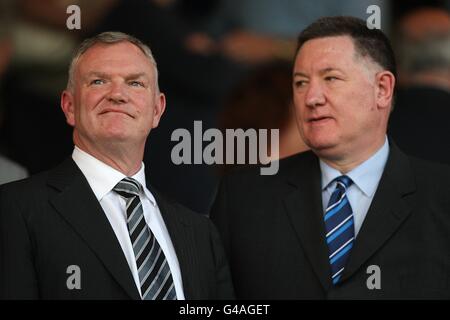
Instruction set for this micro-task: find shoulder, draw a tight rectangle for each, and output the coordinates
[0,155,29,184]
[407,156,450,199]
[387,150,450,213]
[0,158,78,196]
[221,150,316,188]
[407,155,450,184]
[0,158,79,214]
[0,170,52,228]
[0,170,49,202]
[386,141,450,188]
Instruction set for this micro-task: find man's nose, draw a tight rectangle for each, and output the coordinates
[305,80,326,108]
[107,82,129,104]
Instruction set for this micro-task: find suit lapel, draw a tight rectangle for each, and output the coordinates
[283,153,332,291]
[340,143,416,282]
[148,186,199,300]
[47,159,141,300]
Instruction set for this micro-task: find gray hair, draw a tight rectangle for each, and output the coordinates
[67,31,159,92]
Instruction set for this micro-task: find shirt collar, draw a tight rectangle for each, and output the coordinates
[72,146,156,206]
[320,136,389,197]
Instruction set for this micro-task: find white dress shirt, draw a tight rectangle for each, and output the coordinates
[320,137,390,236]
[72,146,185,299]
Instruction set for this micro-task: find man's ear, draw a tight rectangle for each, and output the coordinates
[151,92,166,129]
[61,90,76,127]
[375,71,396,111]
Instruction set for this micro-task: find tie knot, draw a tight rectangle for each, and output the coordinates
[113,177,142,198]
[335,175,353,189]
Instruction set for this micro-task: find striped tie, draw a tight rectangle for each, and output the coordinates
[324,175,354,285]
[113,177,177,300]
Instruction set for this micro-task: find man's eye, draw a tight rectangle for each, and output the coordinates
[294,80,308,88]
[129,81,144,87]
[325,76,338,82]
[90,79,105,85]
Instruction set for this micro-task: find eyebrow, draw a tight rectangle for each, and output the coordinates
[293,71,308,78]
[85,71,109,79]
[125,72,149,81]
[85,71,149,80]
[293,67,345,78]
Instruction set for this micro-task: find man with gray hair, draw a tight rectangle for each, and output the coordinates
[0,31,234,300]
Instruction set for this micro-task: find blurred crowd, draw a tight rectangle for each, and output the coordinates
[0,0,449,214]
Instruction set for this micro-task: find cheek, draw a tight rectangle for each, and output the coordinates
[136,96,151,111]
[75,92,103,125]
[337,92,376,128]
[141,97,159,119]
[82,91,103,108]
[293,94,306,117]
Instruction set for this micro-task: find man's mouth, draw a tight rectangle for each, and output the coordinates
[99,109,134,118]
[308,116,333,123]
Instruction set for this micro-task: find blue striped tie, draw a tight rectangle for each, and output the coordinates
[114,177,177,300]
[324,175,354,285]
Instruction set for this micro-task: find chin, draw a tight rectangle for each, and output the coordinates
[100,129,131,142]
[99,122,129,137]
[307,137,340,156]
[304,131,337,148]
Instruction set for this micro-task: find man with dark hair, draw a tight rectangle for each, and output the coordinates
[0,31,234,300]
[211,16,450,299]
[295,16,397,78]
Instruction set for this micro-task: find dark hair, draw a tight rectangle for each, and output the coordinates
[296,16,397,78]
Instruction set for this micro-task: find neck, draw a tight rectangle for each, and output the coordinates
[320,135,386,174]
[74,134,144,176]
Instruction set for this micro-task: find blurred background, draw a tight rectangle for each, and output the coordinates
[0,0,449,214]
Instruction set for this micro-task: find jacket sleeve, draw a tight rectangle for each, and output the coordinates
[0,184,39,299]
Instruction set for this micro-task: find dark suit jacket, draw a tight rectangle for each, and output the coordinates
[210,142,450,299]
[0,158,234,299]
